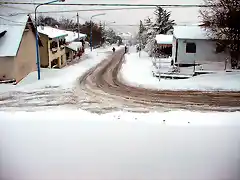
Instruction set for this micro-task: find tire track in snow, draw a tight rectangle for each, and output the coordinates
[78,48,240,112]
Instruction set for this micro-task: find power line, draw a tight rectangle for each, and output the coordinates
[0,16,28,24]
[0,4,32,12]
[0,2,211,8]
[0,22,202,27]
[9,7,157,15]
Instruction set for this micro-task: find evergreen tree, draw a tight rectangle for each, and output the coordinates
[99,22,105,45]
[137,6,175,57]
[139,20,145,34]
[153,6,175,34]
[143,17,157,56]
[104,28,122,45]
[137,20,146,50]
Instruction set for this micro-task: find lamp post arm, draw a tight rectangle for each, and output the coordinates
[34,0,64,80]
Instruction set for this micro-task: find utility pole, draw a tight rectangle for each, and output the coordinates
[90,13,106,51]
[77,12,80,40]
[139,20,141,58]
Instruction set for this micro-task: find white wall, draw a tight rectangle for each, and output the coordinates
[172,38,230,69]
[172,36,177,62]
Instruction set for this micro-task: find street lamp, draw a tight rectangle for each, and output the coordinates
[35,0,65,80]
[90,13,106,51]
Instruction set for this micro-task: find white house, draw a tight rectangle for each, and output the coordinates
[172,25,230,70]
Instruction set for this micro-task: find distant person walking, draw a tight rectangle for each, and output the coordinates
[125,46,128,54]
[112,47,116,53]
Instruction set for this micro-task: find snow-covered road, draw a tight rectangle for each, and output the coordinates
[1,47,240,112]
[0,48,114,111]
[1,48,240,180]
[78,49,240,112]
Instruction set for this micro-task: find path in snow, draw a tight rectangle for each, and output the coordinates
[0,48,240,112]
[0,87,78,111]
[78,49,240,112]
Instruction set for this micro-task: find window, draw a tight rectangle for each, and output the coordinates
[186,42,196,53]
[59,39,66,49]
[50,41,58,49]
[24,25,30,31]
[50,41,58,52]
[51,58,59,68]
[216,42,225,53]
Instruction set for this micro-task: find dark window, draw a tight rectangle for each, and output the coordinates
[216,42,225,53]
[25,25,30,30]
[186,43,196,53]
[59,39,66,48]
[50,41,58,49]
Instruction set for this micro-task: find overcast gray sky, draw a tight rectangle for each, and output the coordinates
[1,0,204,34]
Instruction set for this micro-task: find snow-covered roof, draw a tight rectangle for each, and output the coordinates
[118,32,132,39]
[37,26,86,42]
[155,34,173,45]
[63,30,86,43]
[66,42,82,51]
[0,14,30,57]
[37,26,68,39]
[173,26,210,40]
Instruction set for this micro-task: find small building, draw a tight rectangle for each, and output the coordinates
[0,14,42,83]
[66,42,84,61]
[155,34,173,56]
[62,30,86,62]
[63,30,86,43]
[38,26,68,68]
[172,25,229,70]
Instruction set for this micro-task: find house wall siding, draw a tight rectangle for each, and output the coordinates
[172,37,177,62]
[39,34,49,67]
[48,38,66,68]
[14,28,37,82]
[174,39,228,64]
[172,38,230,70]
[0,57,15,80]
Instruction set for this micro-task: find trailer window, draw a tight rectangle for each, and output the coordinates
[186,43,196,53]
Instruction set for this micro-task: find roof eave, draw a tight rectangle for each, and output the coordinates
[50,34,68,39]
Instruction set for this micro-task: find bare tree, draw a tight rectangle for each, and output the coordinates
[201,0,240,68]
[59,17,77,31]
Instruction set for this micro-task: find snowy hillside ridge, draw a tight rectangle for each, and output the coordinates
[119,52,240,91]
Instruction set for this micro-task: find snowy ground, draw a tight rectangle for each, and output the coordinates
[120,51,240,91]
[1,46,240,180]
[0,47,119,111]
[1,109,240,180]
[0,47,113,93]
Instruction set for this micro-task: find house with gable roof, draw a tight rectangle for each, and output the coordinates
[38,26,87,67]
[172,25,230,70]
[0,14,42,83]
[37,26,68,68]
